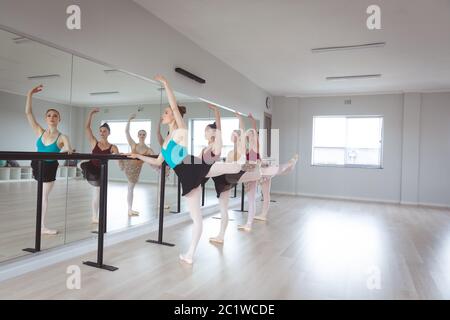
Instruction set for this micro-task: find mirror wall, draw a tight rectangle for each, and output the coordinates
[0,27,261,264]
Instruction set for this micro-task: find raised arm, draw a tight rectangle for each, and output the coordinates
[154,75,186,129]
[248,113,260,153]
[208,104,222,155]
[126,114,137,148]
[157,117,164,147]
[59,135,73,154]
[25,85,45,136]
[85,108,99,150]
[235,111,246,157]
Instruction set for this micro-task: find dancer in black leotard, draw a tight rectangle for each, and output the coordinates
[129,75,244,265]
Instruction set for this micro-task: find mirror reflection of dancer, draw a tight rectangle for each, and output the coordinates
[254,154,298,222]
[25,85,73,235]
[81,108,119,224]
[129,75,244,265]
[118,114,155,216]
[209,112,262,243]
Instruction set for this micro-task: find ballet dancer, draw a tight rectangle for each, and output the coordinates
[209,111,261,243]
[118,114,155,216]
[129,75,244,265]
[81,108,119,224]
[253,154,299,222]
[236,113,261,232]
[25,85,73,235]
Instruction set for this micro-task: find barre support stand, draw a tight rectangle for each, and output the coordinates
[83,160,118,271]
[147,164,175,247]
[23,160,43,253]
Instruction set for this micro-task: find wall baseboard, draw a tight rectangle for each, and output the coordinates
[273,191,450,209]
[272,191,399,204]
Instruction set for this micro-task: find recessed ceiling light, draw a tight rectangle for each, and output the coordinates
[326,74,382,80]
[27,74,61,80]
[312,42,386,53]
[103,69,119,74]
[89,91,120,96]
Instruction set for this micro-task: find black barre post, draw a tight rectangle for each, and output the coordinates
[201,183,206,206]
[233,183,248,213]
[147,163,175,247]
[232,184,237,198]
[23,160,43,253]
[170,177,181,214]
[83,160,118,271]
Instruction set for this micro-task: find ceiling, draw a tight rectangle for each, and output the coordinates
[0,29,196,106]
[135,0,450,96]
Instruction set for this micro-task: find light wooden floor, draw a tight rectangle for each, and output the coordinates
[0,179,220,263]
[0,195,449,299]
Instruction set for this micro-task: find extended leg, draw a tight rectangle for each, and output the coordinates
[180,186,202,264]
[92,186,100,224]
[210,189,231,244]
[41,181,57,235]
[127,182,139,216]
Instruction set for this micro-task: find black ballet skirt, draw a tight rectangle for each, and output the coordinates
[31,160,59,183]
[80,161,102,187]
[171,154,214,196]
[212,171,245,198]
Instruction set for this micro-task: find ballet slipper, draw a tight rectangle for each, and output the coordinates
[209,237,224,244]
[237,224,252,232]
[128,210,140,217]
[179,254,193,265]
[254,215,268,222]
[41,227,58,235]
[91,217,99,224]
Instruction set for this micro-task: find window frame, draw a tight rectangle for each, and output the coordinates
[311,115,384,169]
[189,117,239,159]
[101,119,152,153]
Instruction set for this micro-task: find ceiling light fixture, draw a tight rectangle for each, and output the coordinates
[27,74,61,80]
[312,42,386,53]
[89,91,120,96]
[326,74,381,80]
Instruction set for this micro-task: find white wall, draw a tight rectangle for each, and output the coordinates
[0,0,270,122]
[272,92,450,207]
[418,93,450,207]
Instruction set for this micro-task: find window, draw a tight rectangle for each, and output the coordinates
[102,120,151,153]
[190,118,240,158]
[312,116,383,168]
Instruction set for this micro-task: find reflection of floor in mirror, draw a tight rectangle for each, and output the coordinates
[0,179,221,264]
[1,196,449,299]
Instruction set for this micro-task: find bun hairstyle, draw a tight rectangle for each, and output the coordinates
[46,109,61,119]
[100,122,111,132]
[207,122,217,130]
[178,105,187,117]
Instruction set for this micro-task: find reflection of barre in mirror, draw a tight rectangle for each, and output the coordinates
[129,75,244,265]
[25,85,73,235]
[118,113,155,217]
[80,108,119,225]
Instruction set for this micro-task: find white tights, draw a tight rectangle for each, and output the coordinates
[182,186,203,262]
[206,162,241,178]
[41,182,55,232]
[127,182,136,212]
[245,181,258,227]
[92,186,100,220]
